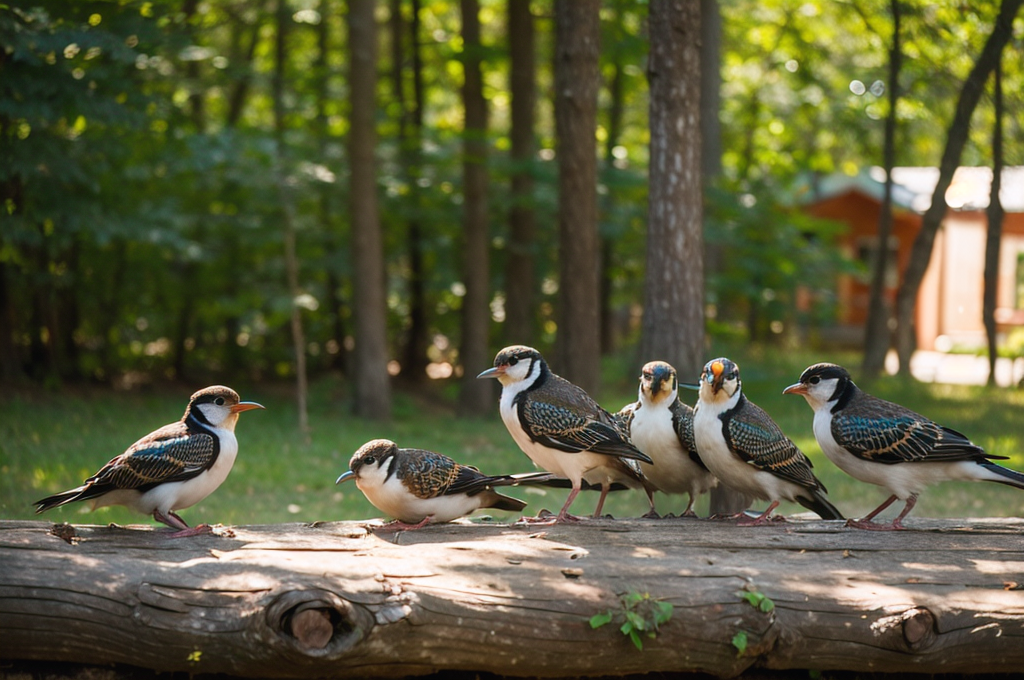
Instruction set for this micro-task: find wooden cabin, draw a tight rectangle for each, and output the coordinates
[800,167,1024,351]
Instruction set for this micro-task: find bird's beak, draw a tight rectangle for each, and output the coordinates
[476,366,504,379]
[679,381,701,391]
[336,470,356,485]
[231,401,265,413]
[782,383,808,396]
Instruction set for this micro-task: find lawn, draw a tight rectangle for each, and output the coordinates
[3,345,1024,528]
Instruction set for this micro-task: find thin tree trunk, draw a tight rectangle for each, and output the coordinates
[862,0,902,377]
[226,2,265,129]
[554,0,601,393]
[894,0,1022,375]
[641,0,703,383]
[983,60,1004,387]
[600,54,625,355]
[396,0,430,382]
[700,0,723,281]
[349,0,392,419]
[503,0,537,345]
[457,0,491,416]
[274,0,310,434]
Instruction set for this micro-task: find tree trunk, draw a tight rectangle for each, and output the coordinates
[554,0,601,394]
[348,0,392,420]
[503,0,537,346]
[700,0,724,282]
[641,0,704,385]
[599,51,625,356]
[4,517,1024,678]
[983,60,1004,388]
[274,0,310,434]
[862,0,902,378]
[894,0,1022,375]
[457,0,491,416]
[396,0,430,383]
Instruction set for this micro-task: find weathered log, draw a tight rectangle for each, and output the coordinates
[1,517,1023,678]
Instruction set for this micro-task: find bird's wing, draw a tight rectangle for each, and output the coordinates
[613,402,638,438]
[85,422,218,492]
[670,399,707,470]
[723,400,823,490]
[519,395,651,463]
[832,393,996,464]
[400,449,463,499]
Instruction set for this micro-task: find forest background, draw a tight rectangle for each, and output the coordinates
[2,0,1023,525]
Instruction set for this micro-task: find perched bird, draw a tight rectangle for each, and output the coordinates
[616,361,717,517]
[34,386,264,537]
[784,362,1024,530]
[477,345,654,523]
[336,438,556,529]
[693,358,843,524]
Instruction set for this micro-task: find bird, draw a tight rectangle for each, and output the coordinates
[692,357,843,524]
[616,360,717,517]
[477,345,654,523]
[336,438,556,529]
[784,362,1024,530]
[33,386,264,537]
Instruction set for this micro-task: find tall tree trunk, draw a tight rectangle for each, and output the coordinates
[349,0,392,419]
[503,0,537,345]
[700,0,724,282]
[862,0,902,377]
[274,0,310,433]
[641,0,703,382]
[894,0,1022,375]
[225,3,265,129]
[983,60,1004,388]
[457,0,491,415]
[554,0,601,393]
[599,54,625,355]
[395,0,430,382]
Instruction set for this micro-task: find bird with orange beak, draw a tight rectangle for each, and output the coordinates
[692,358,842,524]
[34,386,264,537]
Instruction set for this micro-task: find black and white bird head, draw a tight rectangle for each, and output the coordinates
[699,357,741,405]
[638,361,678,407]
[336,438,397,490]
[783,363,854,411]
[476,345,545,388]
[187,385,264,431]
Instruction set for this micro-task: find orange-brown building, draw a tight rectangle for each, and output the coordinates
[800,167,1024,351]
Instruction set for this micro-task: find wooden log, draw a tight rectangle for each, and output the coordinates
[1,517,1023,678]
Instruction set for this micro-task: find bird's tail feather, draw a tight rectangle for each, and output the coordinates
[34,486,92,514]
[488,493,529,513]
[978,462,1024,490]
[797,490,844,521]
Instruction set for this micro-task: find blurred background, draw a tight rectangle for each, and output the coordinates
[2,0,1023,525]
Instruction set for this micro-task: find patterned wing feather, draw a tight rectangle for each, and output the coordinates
[670,399,707,470]
[88,422,218,492]
[400,449,462,499]
[833,392,995,464]
[521,398,649,462]
[613,402,638,438]
[724,399,823,491]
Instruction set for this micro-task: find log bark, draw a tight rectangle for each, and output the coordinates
[2,517,1023,678]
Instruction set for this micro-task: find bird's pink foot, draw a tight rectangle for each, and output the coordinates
[165,523,213,538]
[846,518,904,531]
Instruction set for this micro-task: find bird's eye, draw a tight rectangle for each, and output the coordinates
[364,456,376,465]
[215,397,225,406]
[809,376,820,385]
[508,357,519,366]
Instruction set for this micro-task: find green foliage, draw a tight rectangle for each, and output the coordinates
[738,586,775,613]
[731,630,748,656]
[590,591,674,651]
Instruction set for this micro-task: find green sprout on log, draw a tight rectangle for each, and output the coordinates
[590,591,674,651]
[732,584,775,656]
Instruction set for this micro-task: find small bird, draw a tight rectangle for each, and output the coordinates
[693,358,843,524]
[784,362,1024,530]
[34,386,264,537]
[477,345,654,523]
[336,438,556,529]
[616,361,717,517]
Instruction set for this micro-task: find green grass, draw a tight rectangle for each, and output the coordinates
[2,345,1024,528]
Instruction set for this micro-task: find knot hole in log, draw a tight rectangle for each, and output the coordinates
[265,588,375,659]
[872,607,937,653]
